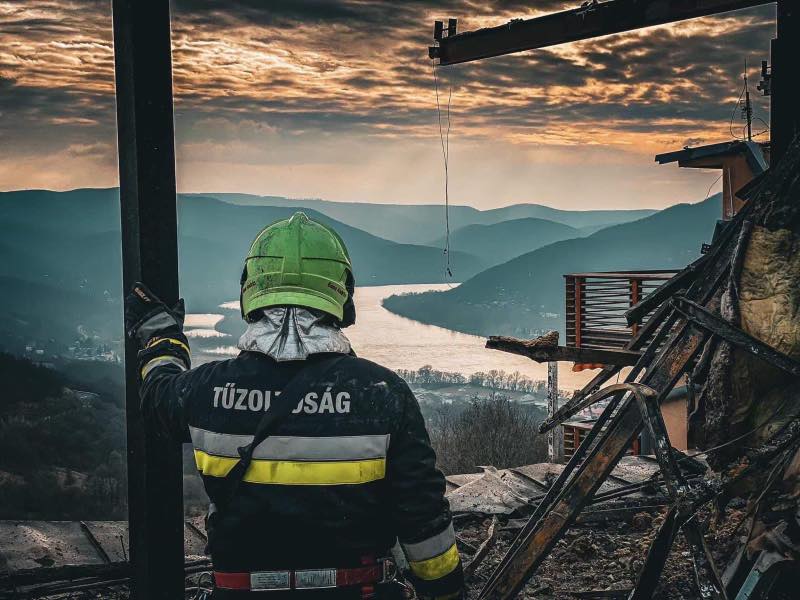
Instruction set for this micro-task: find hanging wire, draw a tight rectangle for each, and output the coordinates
[752,116,770,138]
[728,61,771,141]
[704,172,723,202]
[729,76,748,141]
[432,60,453,280]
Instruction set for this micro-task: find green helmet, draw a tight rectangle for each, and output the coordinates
[240,212,355,324]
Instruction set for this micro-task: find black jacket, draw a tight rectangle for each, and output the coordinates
[140,349,461,594]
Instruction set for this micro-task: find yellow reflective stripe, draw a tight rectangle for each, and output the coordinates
[408,544,460,581]
[140,356,187,379]
[193,450,386,485]
[145,336,190,356]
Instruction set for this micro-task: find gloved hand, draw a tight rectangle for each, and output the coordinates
[124,282,191,380]
[125,282,186,347]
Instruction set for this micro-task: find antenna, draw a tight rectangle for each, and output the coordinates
[742,60,753,141]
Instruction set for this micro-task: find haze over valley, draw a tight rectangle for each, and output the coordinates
[0,187,668,359]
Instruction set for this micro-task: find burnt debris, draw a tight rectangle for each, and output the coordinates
[481,135,800,599]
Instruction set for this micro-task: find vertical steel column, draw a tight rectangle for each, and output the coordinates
[772,1,800,163]
[111,1,184,599]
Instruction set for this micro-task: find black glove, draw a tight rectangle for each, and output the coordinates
[125,282,186,347]
[125,282,191,380]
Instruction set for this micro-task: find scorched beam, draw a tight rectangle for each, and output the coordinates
[431,0,772,66]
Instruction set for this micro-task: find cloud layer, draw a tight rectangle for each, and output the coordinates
[0,1,776,208]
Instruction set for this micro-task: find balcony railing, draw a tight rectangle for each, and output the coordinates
[564,271,677,351]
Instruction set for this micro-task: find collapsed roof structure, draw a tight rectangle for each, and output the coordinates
[430,1,800,598]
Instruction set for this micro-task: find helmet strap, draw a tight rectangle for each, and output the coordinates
[339,270,357,328]
[239,263,249,321]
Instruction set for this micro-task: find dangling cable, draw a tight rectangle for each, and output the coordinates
[432,60,453,280]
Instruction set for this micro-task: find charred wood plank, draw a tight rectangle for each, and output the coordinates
[457,536,479,555]
[572,589,632,599]
[185,520,208,543]
[0,559,211,590]
[79,521,112,565]
[483,388,631,592]
[683,521,729,600]
[672,296,800,377]
[540,300,675,433]
[0,563,131,589]
[464,517,499,579]
[629,505,682,600]
[634,388,686,498]
[485,338,641,366]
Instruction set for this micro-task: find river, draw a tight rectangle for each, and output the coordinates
[184,284,594,391]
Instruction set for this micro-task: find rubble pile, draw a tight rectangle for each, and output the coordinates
[455,505,750,599]
[477,136,800,599]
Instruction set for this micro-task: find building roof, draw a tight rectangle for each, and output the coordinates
[655,140,769,175]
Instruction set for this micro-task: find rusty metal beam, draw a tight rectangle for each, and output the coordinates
[431,0,772,66]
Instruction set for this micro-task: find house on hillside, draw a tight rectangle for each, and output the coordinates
[558,140,770,459]
[656,140,770,220]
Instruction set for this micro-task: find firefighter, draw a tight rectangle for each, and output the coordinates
[124,212,464,599]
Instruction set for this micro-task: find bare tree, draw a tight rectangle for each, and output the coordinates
[428,394,547,475]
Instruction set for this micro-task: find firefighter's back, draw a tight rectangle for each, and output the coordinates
[185,351,437,572]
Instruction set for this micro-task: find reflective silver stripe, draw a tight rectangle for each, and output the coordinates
[189,427,390,462]
[136,311,180,344]
[141,355,187,378]
[402,523,456,562]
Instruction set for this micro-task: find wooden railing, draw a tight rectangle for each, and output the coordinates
[564,271,677,351]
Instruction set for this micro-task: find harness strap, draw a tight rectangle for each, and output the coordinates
[218,353,348,510]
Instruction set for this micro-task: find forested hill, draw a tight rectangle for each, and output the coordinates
[0,354,126,519]
[196,192,657,245]
[0,189,484,298]
[430,217,583,268]
[383,194,722,338]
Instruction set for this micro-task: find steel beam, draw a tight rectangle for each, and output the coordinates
[432,0,772,66]
[771,1,800,163]
[111,1,184,598]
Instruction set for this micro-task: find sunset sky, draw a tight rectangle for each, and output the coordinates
[0,1,775,209]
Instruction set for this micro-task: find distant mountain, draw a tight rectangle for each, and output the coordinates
[0,188,486,348]
[383,195,722,338]
[430,218,583,268]
[196,193,657,245]
[177,196,486,307]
